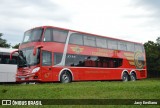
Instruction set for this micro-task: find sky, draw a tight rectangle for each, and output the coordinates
[0,0,160,46]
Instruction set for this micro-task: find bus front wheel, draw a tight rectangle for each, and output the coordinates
[60,71,72,83]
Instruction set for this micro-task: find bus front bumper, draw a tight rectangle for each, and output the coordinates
[16,74,41,82]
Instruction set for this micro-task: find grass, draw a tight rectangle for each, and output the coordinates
[0,78,160,108]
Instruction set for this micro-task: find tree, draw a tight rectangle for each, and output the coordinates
[0,33,11,48]
[144,38,160,78]
[12,43,20,49]
[156,37,160,45]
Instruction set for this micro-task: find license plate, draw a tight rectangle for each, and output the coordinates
[21,78,25,80]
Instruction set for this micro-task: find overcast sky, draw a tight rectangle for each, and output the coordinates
[0,0,160,46]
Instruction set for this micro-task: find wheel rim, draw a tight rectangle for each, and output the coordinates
[123,73,128,81]
[123,76,127,81]
[131,74,136,81]
[62,73,70,83]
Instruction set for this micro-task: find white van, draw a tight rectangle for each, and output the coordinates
[0,47,18,82]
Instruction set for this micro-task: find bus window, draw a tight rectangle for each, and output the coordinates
[65,54,122,68]
[44,28,53,41]
[108,39,117,50]
[66,54,85,67]
[127,42,134,52]
[96,37,107,48]
[69,33,83,45]
[23,30,31,42]
[54,53,63,65]
[53,29,68,43]
[66,54,77,66]
[135,44,143,52]
[31,29,43,41]
[118,41,127,51]
[84,35,96,47]
[23,28,43,43]
[42,51,52,66]
[101,58,122,68]
[0,54,17,64]
[44,28,68,43]
[84,56,97,67]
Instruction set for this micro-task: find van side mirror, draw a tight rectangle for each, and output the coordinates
[10,50,19,60]
[33,45,43,56]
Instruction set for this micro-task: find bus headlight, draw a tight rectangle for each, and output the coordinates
[32,67,40,73]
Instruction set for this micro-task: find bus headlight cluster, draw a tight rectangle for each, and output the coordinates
[32,67,40,73]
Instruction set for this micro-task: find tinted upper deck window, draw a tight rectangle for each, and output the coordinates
[44,28,68,43]
[23,28,43,43]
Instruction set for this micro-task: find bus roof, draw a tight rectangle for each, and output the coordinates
[0,47,18,53]
[28,25,143,45]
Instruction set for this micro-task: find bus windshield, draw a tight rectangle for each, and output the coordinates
[22,28,43,43]
[19,47,40,67]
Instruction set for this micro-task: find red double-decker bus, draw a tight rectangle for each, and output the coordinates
[11,26,147,83]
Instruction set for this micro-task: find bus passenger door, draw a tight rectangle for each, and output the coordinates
[41,50,53,81]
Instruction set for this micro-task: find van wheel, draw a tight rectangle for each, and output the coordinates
[60,71,72,83]
[130,73,136,81]
[122,72,129,82]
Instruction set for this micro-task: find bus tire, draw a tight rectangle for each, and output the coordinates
[122,72,129,82]
[130,72,136,81]
[60,70,72,83]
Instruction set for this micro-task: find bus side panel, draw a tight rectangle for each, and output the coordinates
[0,64,17,82]
[135,70,147,80]
[70,67,123,81]
[52,67,64,81]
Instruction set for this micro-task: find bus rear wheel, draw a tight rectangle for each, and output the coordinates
[122,72,129,82]
[130,73,136,81]
[60,71,72,83]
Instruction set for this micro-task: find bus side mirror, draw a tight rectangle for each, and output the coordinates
[33,45,43,56]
